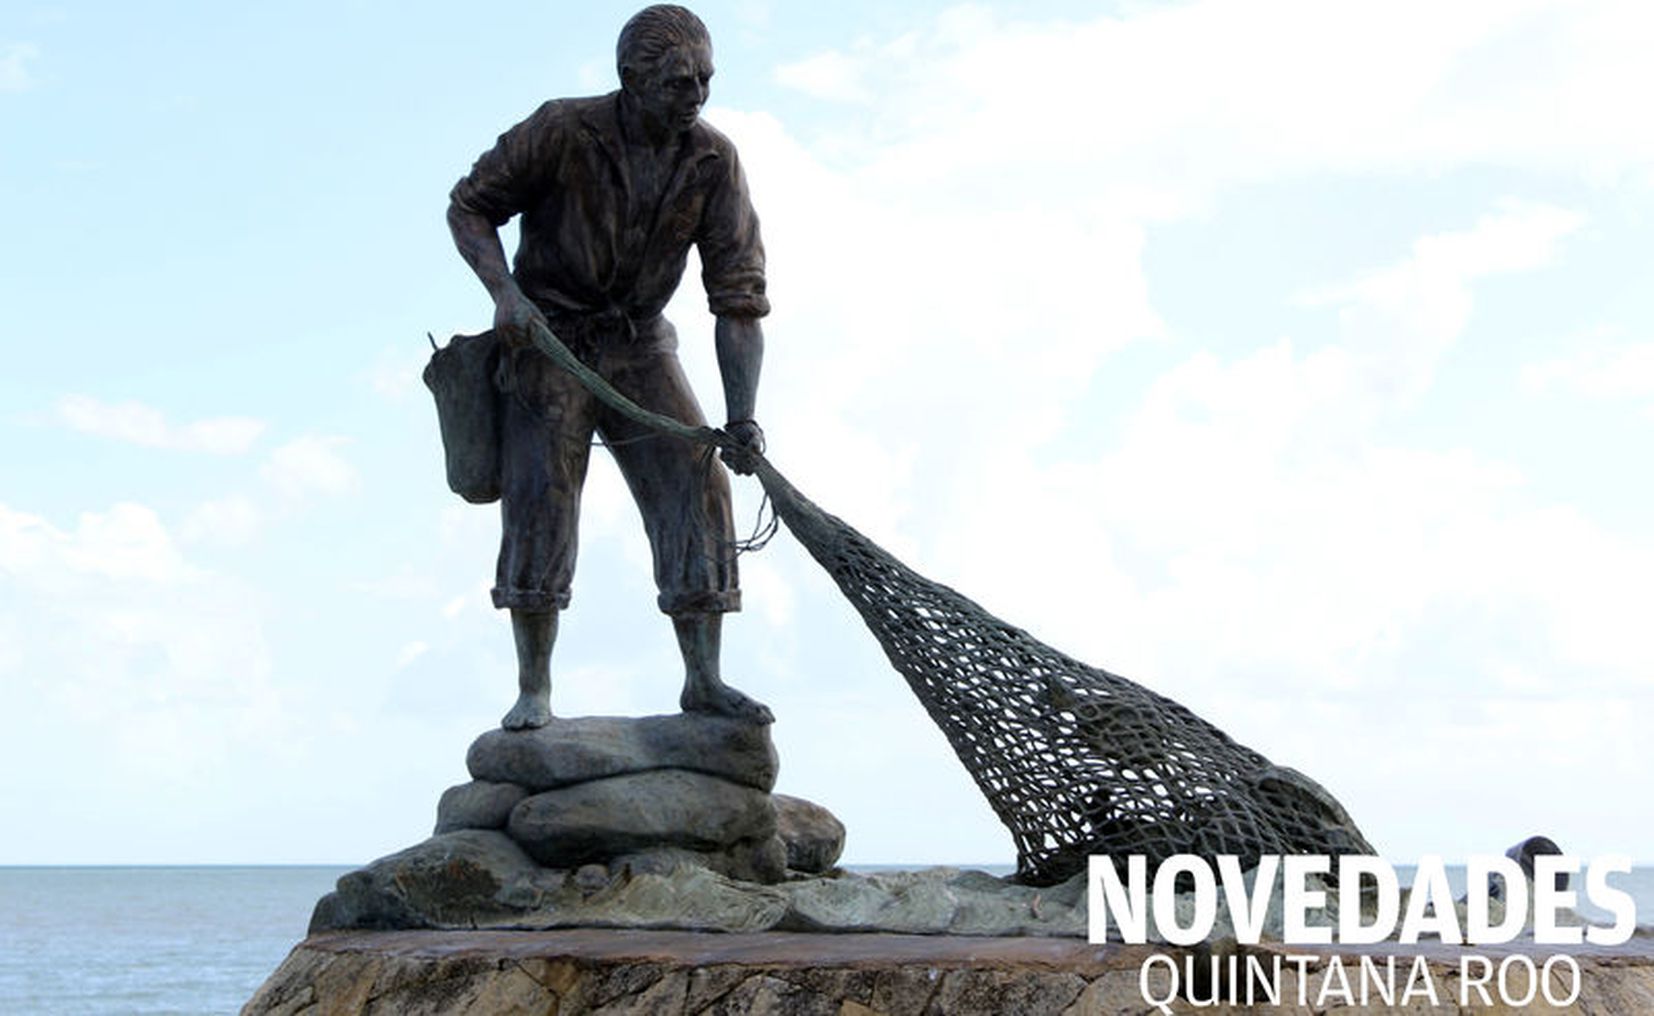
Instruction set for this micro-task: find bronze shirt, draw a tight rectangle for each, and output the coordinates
[450,91,769,324]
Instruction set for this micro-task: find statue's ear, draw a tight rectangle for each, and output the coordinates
[619,64,641,94]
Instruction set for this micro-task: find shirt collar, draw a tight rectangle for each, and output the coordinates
[581,90,721,171]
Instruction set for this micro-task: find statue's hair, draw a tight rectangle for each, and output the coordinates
[617,5,711,80]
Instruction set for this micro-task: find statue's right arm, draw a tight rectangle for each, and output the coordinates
[447,201,545,341]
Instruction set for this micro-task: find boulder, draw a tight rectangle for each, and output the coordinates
[466,712,778,792]
[507,768,777,869]
[613,834,787,884]
[309,829,542,933]
[433,779,529,834]
[309,838,1088,937]
[309,830,793,935]
[773,793,845,873]
[777,867,1088,937]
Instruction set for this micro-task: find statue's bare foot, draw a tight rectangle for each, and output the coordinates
[501,693,552,730]
[681,682,774,725]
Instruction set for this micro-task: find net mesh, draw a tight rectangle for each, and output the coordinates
[754,461,1375,886]
[510,318,1377,886]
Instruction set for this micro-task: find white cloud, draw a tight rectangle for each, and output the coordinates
[1523,339,1654,403]
[692,103,1165,566]
[181,495,261,546]
[901,195,1639,710]
[774,49,872,103]
[0,496,345,861]
[768,1,1654,207]
[2,502,195,586]
[19,5,1634,864]
[0,42,38,93]
[576,57,610,93]
[259,435,360,501]
[61,502,197,583]
[0,501,267,703]
[55,395,266,454]
[176,435,362,546]
[0,504,54,576]
[736,553,793,627]
[394,641,430,669]
[690,3,1654,861]
[355,566,440,600]
[1298,200,1584,401]
[364,344,430,400]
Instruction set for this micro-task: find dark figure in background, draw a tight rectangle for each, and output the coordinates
[447,5,771,730]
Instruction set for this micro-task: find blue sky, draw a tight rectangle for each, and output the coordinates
[2,1,1651,867]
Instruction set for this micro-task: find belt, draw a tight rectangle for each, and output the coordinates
[497,307,671,395]
[544,308,668,360]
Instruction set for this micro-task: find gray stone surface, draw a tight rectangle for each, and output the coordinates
[507,768,778,868]
[614,834,787,885]
[571,863,610,893]
[773,793,845,873]
[777,867,1087,938]
[310,831,1087,938]
[310,830,792,936]
[736,834,788,884]
[308,829,543,933]
[466,712,779,792]
[247,927,1654,1016]
[433,779,529,834]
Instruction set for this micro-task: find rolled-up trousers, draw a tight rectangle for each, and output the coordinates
[490,329,739,616]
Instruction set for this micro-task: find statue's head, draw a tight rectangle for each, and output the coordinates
[617,5,714,136]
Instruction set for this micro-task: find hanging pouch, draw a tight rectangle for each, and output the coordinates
[423,330,502,504]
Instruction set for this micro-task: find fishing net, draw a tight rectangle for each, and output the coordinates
[508,319,1377,886]
[753,462,1375,885]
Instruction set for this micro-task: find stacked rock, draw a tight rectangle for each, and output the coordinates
[436,713,835,884]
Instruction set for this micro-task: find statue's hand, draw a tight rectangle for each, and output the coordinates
[493,290,547,351]
[721,419,765,475]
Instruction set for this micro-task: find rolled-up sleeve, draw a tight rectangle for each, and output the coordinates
[698,148,770,319]
[449,101,561,227]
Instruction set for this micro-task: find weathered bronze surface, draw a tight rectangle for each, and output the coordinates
[445,5,771,731]
[435,6,1375,885]
[751,463,1377,885]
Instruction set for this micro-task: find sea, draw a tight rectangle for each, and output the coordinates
[3,864,1652,1015]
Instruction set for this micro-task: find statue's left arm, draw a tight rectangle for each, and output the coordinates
[699,141,771,475]
[716,316,764,474]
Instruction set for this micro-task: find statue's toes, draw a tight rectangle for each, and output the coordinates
[501,696,552,730]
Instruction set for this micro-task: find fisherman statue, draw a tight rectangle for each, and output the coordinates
[427,5,1377,890]
[445,4,771,731]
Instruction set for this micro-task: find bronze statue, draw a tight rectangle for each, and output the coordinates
[446,5,770,731]
[434,6,1374,887]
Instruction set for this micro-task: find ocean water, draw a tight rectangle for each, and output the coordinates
[2,864,1650,1014]
[0,866,347,1016]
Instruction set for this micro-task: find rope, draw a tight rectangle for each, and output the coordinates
[525,318,733,453]
[521,314,1375,886]
[526,317,776,561]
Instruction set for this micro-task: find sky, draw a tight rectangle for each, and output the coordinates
[1,1,1650,868]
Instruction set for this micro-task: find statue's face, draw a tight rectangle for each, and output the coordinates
[632,42,714,135]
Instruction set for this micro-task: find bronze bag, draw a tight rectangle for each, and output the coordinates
[423,330,502,504]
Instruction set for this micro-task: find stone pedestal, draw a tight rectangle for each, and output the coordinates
[243,929,1654,1015]
[442,713,790,882]
[309,831,1087,937]
[244,929,1132,1015]
[311,713,851,934]
[464,713,779,790]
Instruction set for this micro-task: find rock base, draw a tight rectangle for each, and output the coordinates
[421,714,838,887]
[309,833,1087,937]
[243,929,1132,1015]
[244,929,1654,1015]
